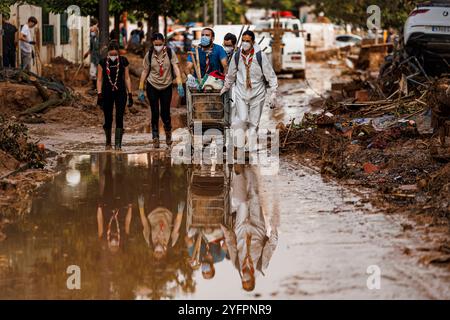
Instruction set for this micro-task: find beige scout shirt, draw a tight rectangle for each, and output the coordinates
[143,48,178,90]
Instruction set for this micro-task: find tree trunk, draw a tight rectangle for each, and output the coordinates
[164,15,168,38]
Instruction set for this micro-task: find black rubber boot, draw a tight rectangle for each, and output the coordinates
[153,137,160,149]
[104,128,112,150]
[115,128,124,151]
[165,130,172,146]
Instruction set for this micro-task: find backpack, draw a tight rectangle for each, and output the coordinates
[130,30,141,45]
[146,47,176,82]
[233,49,267,84]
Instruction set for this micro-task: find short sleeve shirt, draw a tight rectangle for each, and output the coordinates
[143,48,179,90]
[187,44,227,78]
[19,24,32,53]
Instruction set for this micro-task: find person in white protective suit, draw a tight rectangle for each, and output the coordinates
[220,30,278,154]
[221,164,278,292]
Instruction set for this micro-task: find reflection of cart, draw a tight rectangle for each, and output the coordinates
[186,87,231,152]
[186,165,232,230]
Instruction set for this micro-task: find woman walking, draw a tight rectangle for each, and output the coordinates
[138,33,184,148]
[97,40,134,151]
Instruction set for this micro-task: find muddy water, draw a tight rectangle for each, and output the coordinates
[1,62,449,299]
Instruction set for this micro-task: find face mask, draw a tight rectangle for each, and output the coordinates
[91,32,97,37]
[224,46,234,54]
[201,263,212,273]
[200,36,211,47]
[241,42,252,52]
[109,55,118,62]
[154,45,164,53]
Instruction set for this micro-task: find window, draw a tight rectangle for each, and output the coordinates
[293,23,300,38]
[60,12,69,45]
[42,7,54,45]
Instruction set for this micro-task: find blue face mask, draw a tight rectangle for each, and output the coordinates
[200,36,211,47]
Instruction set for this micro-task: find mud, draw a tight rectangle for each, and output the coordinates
[0,55,449,299]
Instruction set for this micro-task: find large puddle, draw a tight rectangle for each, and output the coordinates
[1,152,449,299]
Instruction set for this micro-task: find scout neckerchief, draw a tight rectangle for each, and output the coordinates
[203,45,213,75]
[107,209,120,246]
[241,48,255,89]
[154,47,167,77]
[106,56,120,91]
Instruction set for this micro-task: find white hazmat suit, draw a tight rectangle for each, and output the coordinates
[222,46,278,152]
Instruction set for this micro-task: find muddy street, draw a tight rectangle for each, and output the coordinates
[1,61,449,299]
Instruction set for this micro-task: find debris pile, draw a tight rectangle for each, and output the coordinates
[0,115,46,176]
[280,59,450,220]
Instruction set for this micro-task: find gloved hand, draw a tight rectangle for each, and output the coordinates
[97,93,103,109]
[178,201,185,213]
[127,93,133,108]
[138,90,145,102]
[177,84,185,98]
[138,194,145,209]
[28,41,36,45]
[268,90,277,109]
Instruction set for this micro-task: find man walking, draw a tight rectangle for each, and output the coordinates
[19,16,38,71]
[221,30,278,154]
[84,18,101,92]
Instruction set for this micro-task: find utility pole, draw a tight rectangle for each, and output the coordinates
[99,0,109,51]
[203,2,208,26]
[0,13,3,69]
[213,0,217,26]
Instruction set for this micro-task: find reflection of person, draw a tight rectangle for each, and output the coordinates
[96,153,133,253]
[137,154,184,260]
[185,228,228,279]
[222,165,278,291]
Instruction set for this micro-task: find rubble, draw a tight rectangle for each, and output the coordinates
[280,55,450,221]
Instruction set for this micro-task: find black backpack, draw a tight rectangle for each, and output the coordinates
[233,49,267,84]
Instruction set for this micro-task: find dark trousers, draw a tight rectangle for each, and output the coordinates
[146,84,172,138]
[102,90,127,130]
[3,49,16,68]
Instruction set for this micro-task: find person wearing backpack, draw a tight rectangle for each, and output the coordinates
[220,30,278,154]
[138,33,184,148]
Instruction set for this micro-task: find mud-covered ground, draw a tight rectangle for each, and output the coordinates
[0,54,449,298]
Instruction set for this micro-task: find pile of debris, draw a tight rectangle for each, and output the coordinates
[0,115,46,177]
[280,58,450,219]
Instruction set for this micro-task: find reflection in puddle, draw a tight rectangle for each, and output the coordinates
[0,152,278,299]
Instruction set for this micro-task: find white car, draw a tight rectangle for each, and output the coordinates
[254,17,306,78]
[335,34,362,48]
[404,1,450,72]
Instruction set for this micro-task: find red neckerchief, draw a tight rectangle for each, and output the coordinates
[154,47,167,77]
[106,57,120,91]
[241,48,255,89]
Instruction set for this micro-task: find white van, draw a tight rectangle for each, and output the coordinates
[254,17,306,78]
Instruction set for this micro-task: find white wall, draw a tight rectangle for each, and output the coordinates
[9,3,90,70]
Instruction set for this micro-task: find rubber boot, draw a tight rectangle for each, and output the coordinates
[153,137,160,149]
[104,128,112,150]
[115,128,124,151]
[165,130,172,146]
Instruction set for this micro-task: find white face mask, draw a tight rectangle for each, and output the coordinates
[241,42,252,52]
[154,45,164,53]
[224,46,234,54]
[109,55,118,62]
